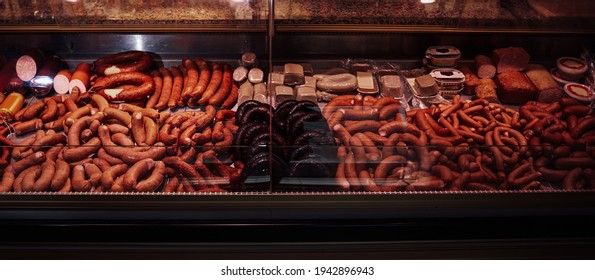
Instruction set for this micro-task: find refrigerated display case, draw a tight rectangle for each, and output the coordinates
[1,0,595,259]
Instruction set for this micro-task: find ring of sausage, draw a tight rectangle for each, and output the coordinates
[94,51,152,75]
[90,72,155,102]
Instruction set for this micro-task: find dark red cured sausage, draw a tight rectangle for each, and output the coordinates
[90,72,155,102]
[0,58,26,94]
[16,48,44,82]
[94,51,152,75]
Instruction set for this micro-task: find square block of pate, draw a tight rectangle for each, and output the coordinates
[295,86,317,103]
[284,63,305,86]
[380,75,403,98]
[304,76,317,89]
[301,63,314,76]
[268,72,284,95]
[275,85,294,107]
[253,83,268,104]
[414,74,439,97]
[238,81,254,105]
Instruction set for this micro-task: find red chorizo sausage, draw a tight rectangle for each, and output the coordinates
[155,67,173,110]
[208,64,233,107]
[167,66,184,108]
[179,58,200,105]
[189,58,211,101]
[196,63,223,106]
[221,83,239,110]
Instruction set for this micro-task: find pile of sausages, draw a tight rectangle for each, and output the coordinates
[159,106,236,152]
[521,99,595,190]
[0,92,242,193]
[88,51,155,103]
[158,109,243,192]
[146,58,237,110]
[327,94,594,192]
[0,136,12,171]
[327,95,443,191]
[1,95,70,136]
[80,51,238,108]
[1,48,593,193]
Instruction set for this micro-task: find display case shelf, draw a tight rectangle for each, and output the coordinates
[1,0,594,259]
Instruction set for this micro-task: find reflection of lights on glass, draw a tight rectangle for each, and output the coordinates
[133,34,144,51]
[30,76,53,87]
[230,0,247,3]
[421,0,436,3]
[66,0,79,2]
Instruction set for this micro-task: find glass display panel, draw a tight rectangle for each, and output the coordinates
[1,0,268,29]
[274,0,595,32]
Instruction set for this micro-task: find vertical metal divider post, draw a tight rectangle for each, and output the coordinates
[268,0,275,193]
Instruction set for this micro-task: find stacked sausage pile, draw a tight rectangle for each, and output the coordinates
[82,51,237,109]
[0,92,244,192]
[521,99,595,190]
[1,48,593,193]
[89,51,155,103]
[327,94,594,192]
[158,108,242,192]
[0,92,162,192]
[327,94,439,191]
[1,95,69,135]
[146,58,236,110]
